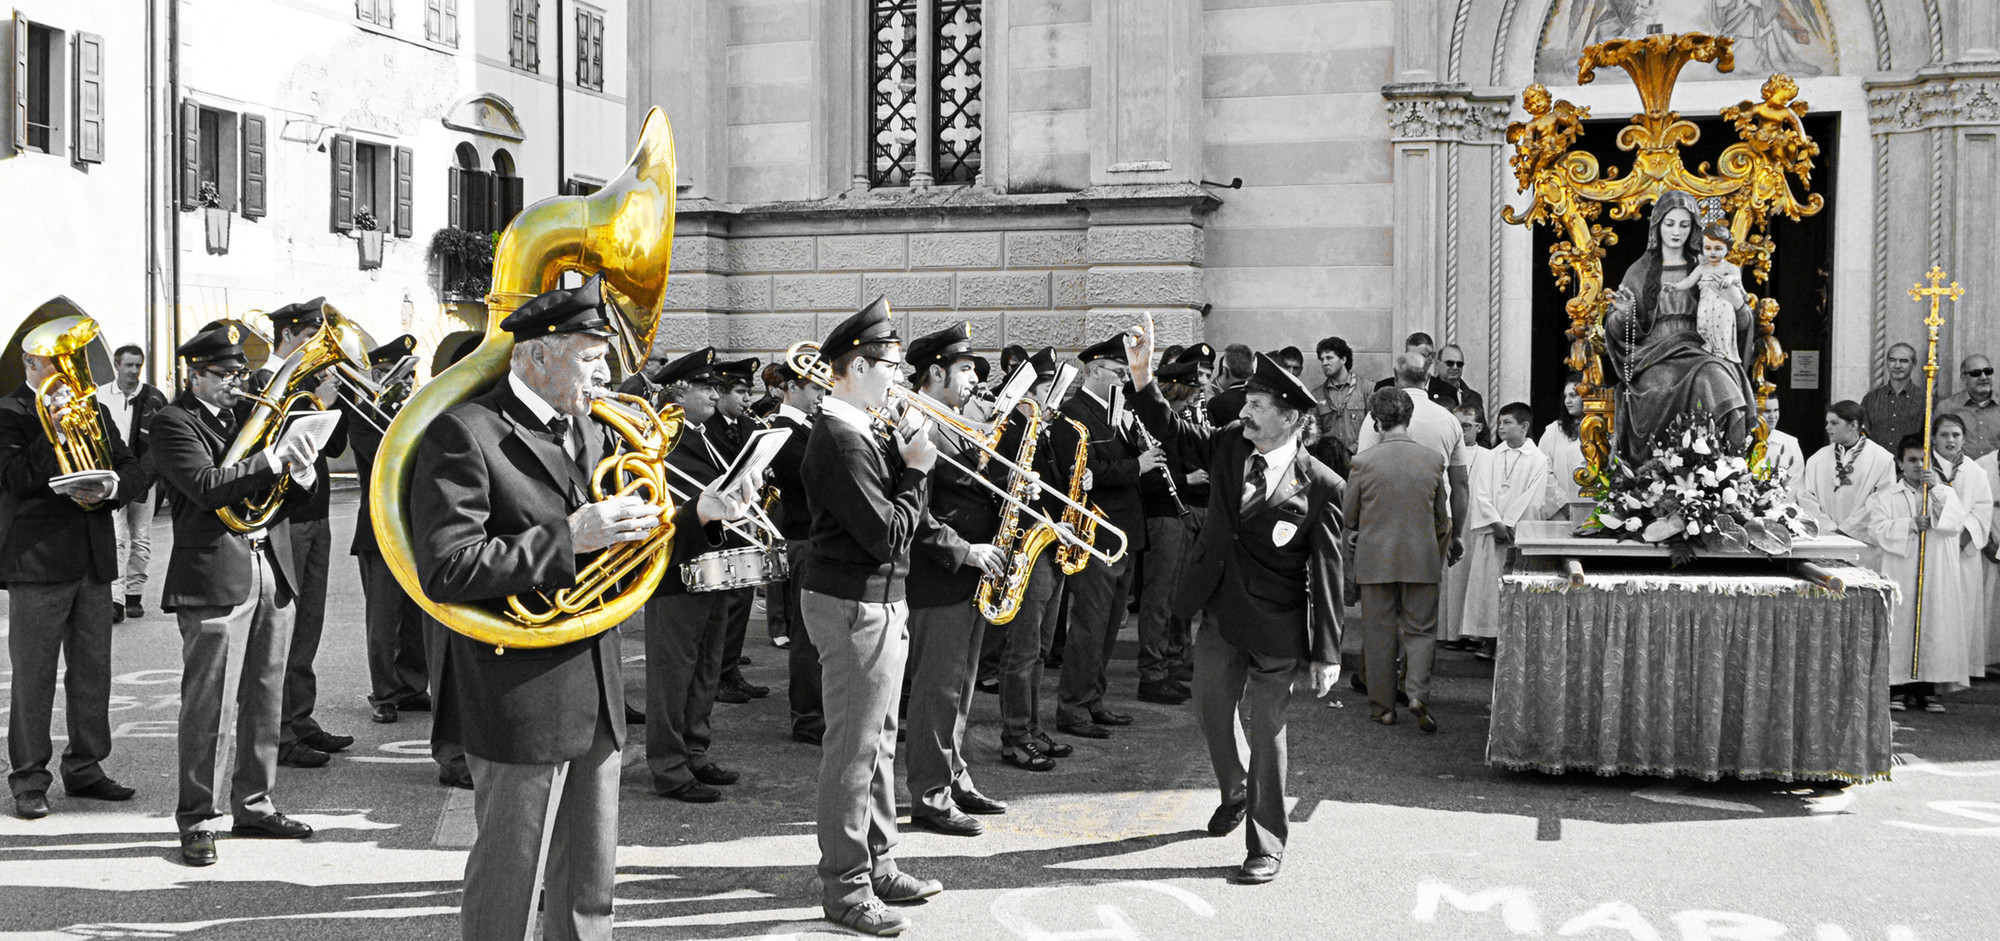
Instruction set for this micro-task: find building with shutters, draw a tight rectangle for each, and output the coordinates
[0,0,628,389]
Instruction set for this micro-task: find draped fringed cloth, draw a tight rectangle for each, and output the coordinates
[1488,562,1897,784]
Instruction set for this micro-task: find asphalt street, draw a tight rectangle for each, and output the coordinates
[2,489,1998,940]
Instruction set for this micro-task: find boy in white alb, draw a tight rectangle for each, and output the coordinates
[1800,401,1897,571]
[1927,413,1993,681]
[1457,403,1551,659]
[1439,404,1486,648]
[1861,434,1973,712]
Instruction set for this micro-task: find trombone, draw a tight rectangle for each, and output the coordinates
[783,340,1128,566]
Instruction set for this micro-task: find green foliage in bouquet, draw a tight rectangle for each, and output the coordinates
[1578,410,1819,566]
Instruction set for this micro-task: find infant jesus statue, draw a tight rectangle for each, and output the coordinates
[1671,222,1748,363]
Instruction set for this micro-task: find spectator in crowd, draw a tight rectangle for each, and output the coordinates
[1939,353,2000,460]
[1759,397,1805,493]
[1800,400,1897,572]
[1438,404,1485,650]
[1207,344,1255,427]
[1861,343,1926,453]
[1538,373,1587,518]
[1430,345,1484,421]
[1373,333,1436,391]
[1271,346,1305,377]
[1455,402,1551,662]
[1860,433,1973,713]
[1976,442,2000,673]
[1345,388,1450,732]
[97,343,168,623]
[1314,336,1368,458]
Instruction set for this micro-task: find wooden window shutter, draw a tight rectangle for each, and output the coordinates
[447,165,463,228]
[425,0,440,41]
[394,145,414,237]
[13,12,28,154]
[466,169,488,232]
[593,15,604,89]
[505,174,524,226]
[72,32,104,163]
[330,133,355,232]
[443,0,458,45]
[178,98,200,209]
[240,112,266,218]
[525,1,539,70]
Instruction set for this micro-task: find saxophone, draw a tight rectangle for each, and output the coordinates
[1054,416,1098,575]
[975,400,1060,624]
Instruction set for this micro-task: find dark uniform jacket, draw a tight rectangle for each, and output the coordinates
[1131,383,1345,664]
[150,390,313,607]
[800,407,969,605]
[767,408,814,541]
[411,380,718,765]
[101,381,168,501]
[347,408,385,557]
[908,421,999,609]
[1061,388,1149,556]
[0,384,142,586]
[655,422,741,597]
[1206,383,1247,427]
[248,365,349,524]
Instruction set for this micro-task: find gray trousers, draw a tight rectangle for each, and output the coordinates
[998,552,1064,744]
[175,550,294,834]
[279,516,331,745]
[905,600,984,817]
[6,578,115,797]
[110,490,155,597]
[643,591,727,790]
[1191,622,1299,860]
[1057,551,1135,725]
[1138,515,1194,683]
[462,714,620,941]
[1360,582,1439,715]
[359,549,428,707]
[802,588,907,913]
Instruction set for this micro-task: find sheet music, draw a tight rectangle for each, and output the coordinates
[710,427,793,500]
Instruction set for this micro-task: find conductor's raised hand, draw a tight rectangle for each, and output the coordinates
[569,494,661,554]
[1125,312,1156,389]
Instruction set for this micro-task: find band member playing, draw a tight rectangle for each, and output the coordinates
[765,360,827,744]
[990,347,1081,771]
[1056,335,1150,739]
[707,356,771,703]
[152,323,324,865]
[409,276,746,940]
[800,298,997,936]
[253,299,355,769]
[1125,316,1346,886]
[98,342,168,622]
[642,347,749,803]
[2,328,142,820]
[347,335,431,725]
[902,323,1011,836]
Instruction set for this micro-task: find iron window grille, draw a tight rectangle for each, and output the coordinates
[868,0,981,187]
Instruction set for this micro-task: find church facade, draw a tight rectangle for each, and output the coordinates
[633,0,1999,435]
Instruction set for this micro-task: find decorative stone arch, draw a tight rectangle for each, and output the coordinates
[441,93,526,143]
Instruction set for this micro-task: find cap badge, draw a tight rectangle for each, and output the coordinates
[227,325,240,344]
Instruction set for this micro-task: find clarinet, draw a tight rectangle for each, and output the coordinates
[1135,419,1186,518]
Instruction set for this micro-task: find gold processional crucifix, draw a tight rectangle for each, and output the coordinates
[1910,263,1965,680]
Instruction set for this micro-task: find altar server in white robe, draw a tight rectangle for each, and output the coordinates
[1977,448,2000,670]
[1538,375,1587,519]
[1458,403,1552,656]
[1800,401,1897,569]
[1929,413,1993,679]
[1439,405,1487,645]
[1861,434,1973,712]
[1758,397,1806,494]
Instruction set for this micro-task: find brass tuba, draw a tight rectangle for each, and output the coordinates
[215,303,375,534]
[369,107,681,651]
[24,315,113,478]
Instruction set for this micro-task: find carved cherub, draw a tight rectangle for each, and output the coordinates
[1724,74,1819,180]
[1506,84,1591,192]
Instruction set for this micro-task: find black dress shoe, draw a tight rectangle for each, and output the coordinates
[976,676,1000,695]
[278,742,330,768]
[792,727,825,746]
[160,600,177,613]
[69,778,136,801]
[439,772,474,790]
[955,791,1008,815]
[1207,799,1247,836]
[302,730,354,753]
[14,791,50,819]
[1171,662,1194,683]
[1000,741,1055,771]
[1371,710,1396,726]
[124,596,146,618]
[738,655,752,666]
[714,684,752,705]
[1137,681,1189,705]
[1412,700,1438,734]
[372,702,399,724]
[737,681,771,698]
[624,704,647,725]
[693,763,740,786]
[111,602,125,624]
[1032,731,1074,758]
[1090,709,1134,727]
[398,693,433,712]
[662,780,721,803]
[908,807,984,836]
[181,830,217,866]
[231,813,314,839]
[1236,854,1281,884]
[1056,721,1111,739]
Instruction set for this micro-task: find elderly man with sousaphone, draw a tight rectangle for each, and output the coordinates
[0,315,143,821]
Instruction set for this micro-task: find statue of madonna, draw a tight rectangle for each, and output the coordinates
[1603,190,1757,460]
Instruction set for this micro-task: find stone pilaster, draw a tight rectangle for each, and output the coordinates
[1073,183,1219,348]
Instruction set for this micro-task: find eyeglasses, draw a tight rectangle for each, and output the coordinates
[1441,359,1466,367]
[200,367,246,381]
[863,356,907,370]
[1965,368,1995,378]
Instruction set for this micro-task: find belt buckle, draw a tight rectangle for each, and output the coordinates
[240,531,270,552]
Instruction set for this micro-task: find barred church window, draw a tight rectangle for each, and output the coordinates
[868,0,982,187]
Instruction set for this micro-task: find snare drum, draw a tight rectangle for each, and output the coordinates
[680,545,791,592]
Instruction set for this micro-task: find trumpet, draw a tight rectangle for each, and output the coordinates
[784,339,1128,568]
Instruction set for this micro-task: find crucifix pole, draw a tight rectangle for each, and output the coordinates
[1908,264,1965,680]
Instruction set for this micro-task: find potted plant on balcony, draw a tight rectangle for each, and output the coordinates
[200,182,230,255]
[355,206,384,269]
[429,225,495,300]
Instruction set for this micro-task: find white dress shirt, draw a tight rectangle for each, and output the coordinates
[1244,436,1298,505]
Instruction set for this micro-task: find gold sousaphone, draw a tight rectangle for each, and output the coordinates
[369,108,681,651]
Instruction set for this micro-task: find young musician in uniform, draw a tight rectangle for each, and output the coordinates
[765,359,827,743]
[152,323,324,865]
[2,326,143,819]
[1125,316,1346,885]
[347,335,432,726]
[707,356,771,703]
[408,276,746,940]
[901,323,1012,837]
[799,297,1000,936]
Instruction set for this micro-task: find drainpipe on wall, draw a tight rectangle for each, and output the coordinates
[166,0,181,383]
[555,0,565,192]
